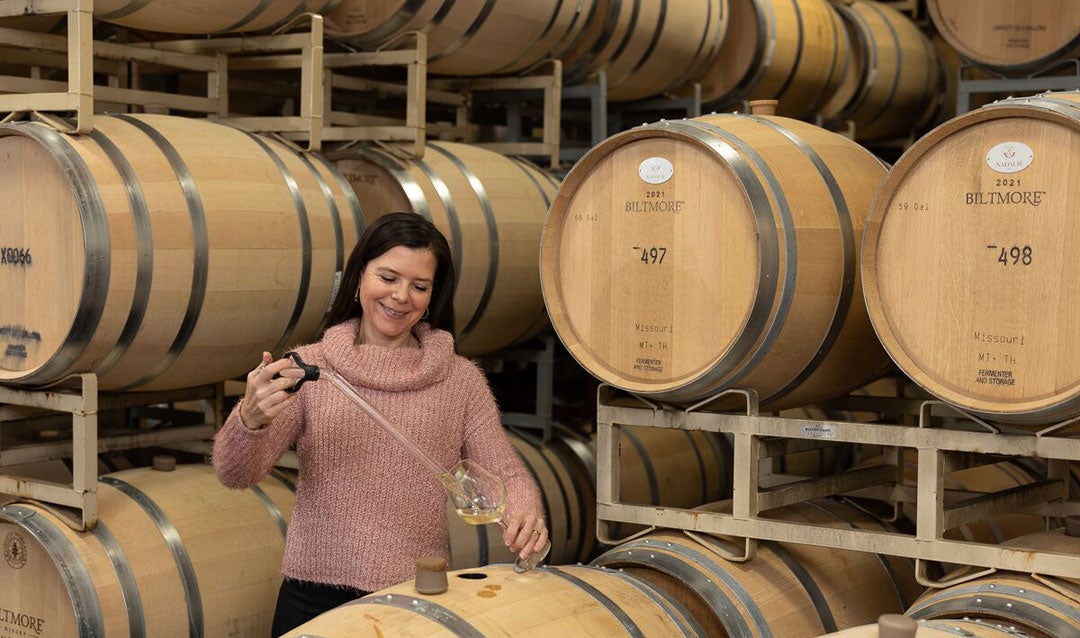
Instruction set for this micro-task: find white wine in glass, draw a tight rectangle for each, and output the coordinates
[441,459,550,572]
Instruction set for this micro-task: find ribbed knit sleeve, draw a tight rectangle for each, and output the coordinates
[211,347,312,489]
[459,361,544,522]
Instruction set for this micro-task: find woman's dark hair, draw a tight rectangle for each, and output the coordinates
[322,212,457,338]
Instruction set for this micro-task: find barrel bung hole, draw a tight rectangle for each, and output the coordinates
[456,572,489,580]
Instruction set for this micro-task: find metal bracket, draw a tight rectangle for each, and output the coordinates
[596,384,662,413]
[684,530,756,563]
[596,519,657,546]
[1036,414,1080,438]
[686,387,760,417]
[1030,572,1080,605]
[918,399,1000,433]
[916,559,997,589]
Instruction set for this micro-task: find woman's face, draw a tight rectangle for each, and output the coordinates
[357,245,437,347]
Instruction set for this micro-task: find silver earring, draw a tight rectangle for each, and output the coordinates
[422,308,430,320]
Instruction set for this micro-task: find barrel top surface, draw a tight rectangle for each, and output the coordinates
[284,563,694,636]
[862,97,1080,418]
[542,126,762,394]
[927,0,1080,70]
[0,131,84,378]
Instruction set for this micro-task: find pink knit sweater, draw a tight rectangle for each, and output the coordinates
[212,319,543,592]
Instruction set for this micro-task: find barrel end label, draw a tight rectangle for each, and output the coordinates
[2,531,26,569]
[638,157,674,184]
[986,142,1034,174]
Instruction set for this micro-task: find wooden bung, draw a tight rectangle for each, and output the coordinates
[748,99,778,115]
[862,92,1080,425]
[152,455,177,472]
[877,614,918,638]
[414,557,448,595]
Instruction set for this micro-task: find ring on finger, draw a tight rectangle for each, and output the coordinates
[532,530,541,536]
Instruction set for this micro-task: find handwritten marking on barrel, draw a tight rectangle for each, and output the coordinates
[0,325,41,343]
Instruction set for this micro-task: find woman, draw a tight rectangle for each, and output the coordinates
[212,212,547,635]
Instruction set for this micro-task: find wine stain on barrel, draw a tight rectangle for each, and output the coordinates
[476,584,501,599]
[363,613,384,637]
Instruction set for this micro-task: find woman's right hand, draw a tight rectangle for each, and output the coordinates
[239,351,304,430]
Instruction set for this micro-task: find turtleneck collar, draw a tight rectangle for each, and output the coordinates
[319,319,455,392]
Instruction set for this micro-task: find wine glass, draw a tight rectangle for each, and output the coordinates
[440,459,550,572]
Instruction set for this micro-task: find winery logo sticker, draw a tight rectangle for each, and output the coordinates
[3,531,27,569]
[986,142,1033,174]
[638,157,674,184]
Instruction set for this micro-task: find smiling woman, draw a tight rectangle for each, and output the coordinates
[213,212,547,635]
[354,245,437,348]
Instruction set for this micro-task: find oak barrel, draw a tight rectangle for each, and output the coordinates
[820,0,943,142]
[0,114,363,391]
[91,0,338,34]
[282,563,703,637]
[862,92,1080,425]
[591,499,922,637]
[926,1,1080,74]
[0,464,295,637]
[322,0,594,76]
[609,426,733,540]
[540,111,890,409]
[560,0,729,102]
[692,0,849,117]
[329,143,553,357]
[819,615,1038,637]
[907,566,1080,638]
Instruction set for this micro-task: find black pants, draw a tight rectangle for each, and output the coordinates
[271,577,371,636]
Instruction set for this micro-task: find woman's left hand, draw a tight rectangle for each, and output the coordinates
[503,513,548,559]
